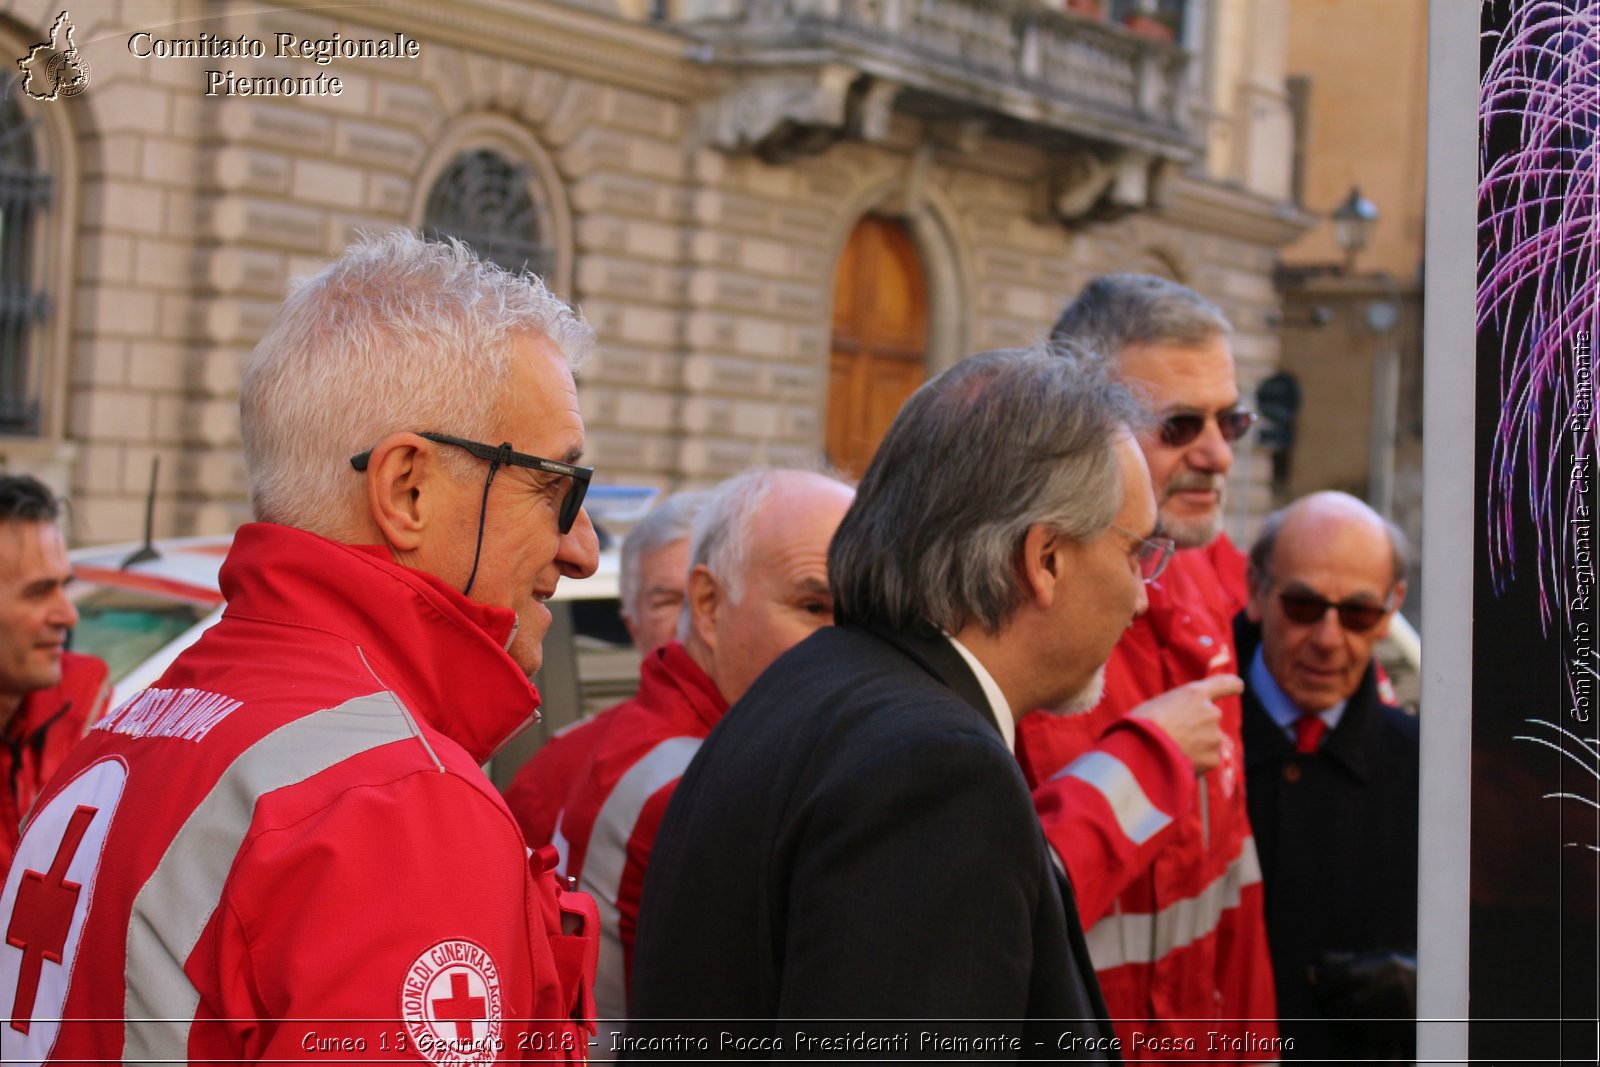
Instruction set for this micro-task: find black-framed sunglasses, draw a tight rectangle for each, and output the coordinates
[1113,525,1177,584]
[350,432,594,535]
[1159,409,1259,448]
[1277,590,1394,633]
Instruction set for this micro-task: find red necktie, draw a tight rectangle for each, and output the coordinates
[1295,713,1327,754]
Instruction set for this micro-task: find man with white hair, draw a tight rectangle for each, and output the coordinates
[504,488,709,850]
[0,233,600,1062]
[615,490,714,656]
[554,467,854,1025]
[1020,274,1276,1058]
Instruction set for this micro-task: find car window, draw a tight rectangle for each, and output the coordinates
[71,586,210,684]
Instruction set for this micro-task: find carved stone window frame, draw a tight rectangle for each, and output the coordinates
[410,116,574,297]
[0,17,82,450]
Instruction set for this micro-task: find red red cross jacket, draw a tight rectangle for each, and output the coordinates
[0,524,598,1065]
[552,641,726,1024]
[1,652,110,880]
[1020,536,1278,1061]
[504,710,617,851]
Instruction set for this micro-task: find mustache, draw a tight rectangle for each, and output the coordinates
[1164,472,1225,497]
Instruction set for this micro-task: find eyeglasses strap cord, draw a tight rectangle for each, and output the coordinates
[461,442,513,598]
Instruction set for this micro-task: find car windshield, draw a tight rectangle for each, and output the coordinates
[71,587,210,683]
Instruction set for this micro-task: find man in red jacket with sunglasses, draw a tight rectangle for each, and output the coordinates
[1023,274,1278,1060]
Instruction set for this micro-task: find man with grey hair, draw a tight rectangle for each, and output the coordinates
[619,490,714,654]
[553,468,853,1026]
[0,232,601,1061]
[1017,273,1277,1058]
[629,348,1156,1054]
[504,488,710,850]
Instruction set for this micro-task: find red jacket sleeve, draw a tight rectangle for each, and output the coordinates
[1031,716,1196,925]
[504,717,604,851]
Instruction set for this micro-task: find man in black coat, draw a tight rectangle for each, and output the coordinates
[627,347,1166,1060]
[1237,491,1418,1060]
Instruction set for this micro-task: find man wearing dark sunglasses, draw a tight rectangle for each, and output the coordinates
[1017,273,1277,1060]
[1237,491,1416,1062]
[1,233,602,1063]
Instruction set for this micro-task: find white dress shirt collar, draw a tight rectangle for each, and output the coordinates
[943,633,1015,753]
[1248,644,1347,738]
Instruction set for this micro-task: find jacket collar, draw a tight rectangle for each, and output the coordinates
[1233,611,1386,781]
[3,653,107,745]
[219,523,540,763]
[856,619,1003,741]
[637,641,728,733]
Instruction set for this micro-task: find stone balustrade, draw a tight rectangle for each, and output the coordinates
[678,0,1195,156]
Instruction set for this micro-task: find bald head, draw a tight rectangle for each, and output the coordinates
[683,469,856,705]
[1246,493,1407,713]
[1250,493,1409,595]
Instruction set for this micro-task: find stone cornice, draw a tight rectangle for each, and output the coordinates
[1280,271,1424,299]
[1158,174,1316,248]
[279,0,706,100]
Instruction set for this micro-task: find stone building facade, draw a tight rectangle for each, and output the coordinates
[1276,0,1427,617]
[0,0,1307,547]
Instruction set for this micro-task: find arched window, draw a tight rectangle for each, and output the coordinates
[0,80,53,435]
[421,149,553,280]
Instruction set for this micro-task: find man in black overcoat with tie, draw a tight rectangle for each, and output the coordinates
[1237,491,1418,1060]
[627,346,1169,1060]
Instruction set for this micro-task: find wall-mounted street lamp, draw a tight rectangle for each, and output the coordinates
[1276,184,1382,286]
[1331,185,1380,270]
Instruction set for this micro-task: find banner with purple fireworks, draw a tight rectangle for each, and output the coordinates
[1475,0,1599,1058]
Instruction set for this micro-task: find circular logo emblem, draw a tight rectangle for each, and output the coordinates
[46,50,90,98]
[400,939,504,1065]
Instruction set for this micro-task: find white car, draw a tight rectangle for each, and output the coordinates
[68,535,230,710]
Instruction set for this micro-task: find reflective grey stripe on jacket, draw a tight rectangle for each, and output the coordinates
[1056,750,1174,846]
[578,735,702,1027]
[1083,837,1264,971]
[123,691,421,1061]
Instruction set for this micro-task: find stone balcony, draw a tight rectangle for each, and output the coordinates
[675,0,1198,168]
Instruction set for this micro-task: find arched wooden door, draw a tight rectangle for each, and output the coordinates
[826,216,929,477]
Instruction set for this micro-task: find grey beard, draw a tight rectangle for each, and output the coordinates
[1053,664,1107,715]
[1160,502,1225,550]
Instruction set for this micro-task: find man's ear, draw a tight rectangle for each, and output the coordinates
[1245,578,1267,624]
[1020,524,1064,610]
[685,564,721,652]
[1375,580,1408,637]
[363,433,434,553]
[621,610,643,648]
